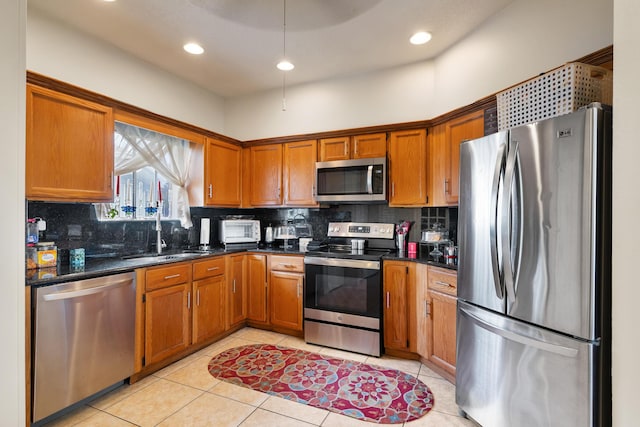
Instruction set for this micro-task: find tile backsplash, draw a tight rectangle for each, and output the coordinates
[27,201,436,258]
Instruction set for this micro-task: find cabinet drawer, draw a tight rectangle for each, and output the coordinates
[145,264,191,291]
[428,266,457,296]
[193,257,225,280]
[270,255,304,273]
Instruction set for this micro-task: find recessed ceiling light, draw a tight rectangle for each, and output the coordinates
[410,31,432,45]
[102,0,117,2]
[277,60,295,71]
[183,43,204,55]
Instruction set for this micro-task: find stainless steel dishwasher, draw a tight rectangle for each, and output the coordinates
[32,272,136,423]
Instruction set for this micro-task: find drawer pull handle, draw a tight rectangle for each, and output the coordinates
[280,264,297,269]
[164,274,181,280]
[435,280,454,287]
[207,267,219,271]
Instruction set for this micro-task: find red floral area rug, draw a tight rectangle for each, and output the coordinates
[207,344,434,424]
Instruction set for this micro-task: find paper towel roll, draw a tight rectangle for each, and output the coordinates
[200,218,210,245]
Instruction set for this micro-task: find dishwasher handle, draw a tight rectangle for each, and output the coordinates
[42,277,133,301]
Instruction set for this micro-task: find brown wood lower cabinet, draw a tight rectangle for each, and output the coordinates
[226,254,247,328]
[145,282,191,366]
[269,255,304,332]
[247,254,268,324]
[383,260,417,353]
[425,266,458,382]
[192,257,227,344]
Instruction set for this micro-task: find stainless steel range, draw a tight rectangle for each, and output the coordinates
[303,222,395,356]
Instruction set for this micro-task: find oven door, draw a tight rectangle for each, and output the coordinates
[303,257,381,329]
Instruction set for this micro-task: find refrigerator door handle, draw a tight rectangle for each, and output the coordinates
[502,142,519,304]
[490,144,506,299]
[460,303,579,358]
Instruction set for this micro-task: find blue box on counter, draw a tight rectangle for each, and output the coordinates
[69,248,85,268]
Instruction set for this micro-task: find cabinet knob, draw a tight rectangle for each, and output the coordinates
[208,184,213,199]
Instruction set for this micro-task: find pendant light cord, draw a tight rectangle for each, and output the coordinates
[282,0,287,111]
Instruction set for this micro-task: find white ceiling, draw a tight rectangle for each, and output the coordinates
[28,0,512,99]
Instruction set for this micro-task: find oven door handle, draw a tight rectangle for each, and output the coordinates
[304,256,380,270]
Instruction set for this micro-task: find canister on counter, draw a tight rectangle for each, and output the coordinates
[408,241,417,259]
[36,242,57,268]
[26,245,37,270]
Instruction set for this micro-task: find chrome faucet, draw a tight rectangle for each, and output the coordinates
[156,202,166,254]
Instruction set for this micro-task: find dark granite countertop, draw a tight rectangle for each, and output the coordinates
[26,245,308,287]
[383,250,458,271]
[27,245,453,287]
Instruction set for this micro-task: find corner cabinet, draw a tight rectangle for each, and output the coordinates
[383,260,417,353]
[388,129,427,206]
[204,138,242,207]
[226,254,247,328]
[247,254,268,325]
[269,255,304,332]
[26,84,114,202]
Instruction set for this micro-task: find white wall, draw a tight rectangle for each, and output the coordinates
[226,0,613,140]
[27,8,227,135]
[0,0,26,424]
[612,0,639,425]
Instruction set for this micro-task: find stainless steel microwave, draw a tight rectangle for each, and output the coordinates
[315,157,387,203]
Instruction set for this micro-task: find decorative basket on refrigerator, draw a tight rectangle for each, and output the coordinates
[496,62,612,130]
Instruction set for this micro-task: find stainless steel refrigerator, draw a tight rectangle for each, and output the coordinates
[456,103,611,427]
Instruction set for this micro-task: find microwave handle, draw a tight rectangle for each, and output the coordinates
[366,165,373,194]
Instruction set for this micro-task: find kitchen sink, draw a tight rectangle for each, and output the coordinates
[121,252,200,263]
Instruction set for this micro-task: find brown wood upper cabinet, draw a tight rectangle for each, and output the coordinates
[26,84,114,202]
[248,144,283,206]
[204,138,241,207]
[388,129,428,206]
[428,110,484,206]
[318,133,386,161]
[283,139,318,207]
[246,140,318,207]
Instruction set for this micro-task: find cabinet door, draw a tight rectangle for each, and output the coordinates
[193,275,226,344]
[383,261,412,350]
[426,123,447,207]
[26,84,114,202]
[249,144,283,206]
[388,129,428,206]
[269,270,303,331]
[205,138,241,207]
[352,133,387,159]
[445,110,484,204]
[283,139,318,206]
[415,264,430,358]
[226,254,247,328]
[145,283,191,365]
[427,290,457,377]
[318,136,349,161]
[247,254,268,323]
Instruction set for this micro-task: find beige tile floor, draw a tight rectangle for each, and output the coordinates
[43,327,478,427]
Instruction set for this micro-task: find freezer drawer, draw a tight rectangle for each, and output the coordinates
[456,301,600,427]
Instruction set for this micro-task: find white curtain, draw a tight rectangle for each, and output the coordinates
[99,122,194,228]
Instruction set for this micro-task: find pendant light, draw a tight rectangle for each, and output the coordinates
[277,0,293,111]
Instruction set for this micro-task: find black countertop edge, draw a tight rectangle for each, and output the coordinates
[382,251,458,271]
[26,246,308,287]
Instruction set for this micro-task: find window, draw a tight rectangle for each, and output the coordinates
[95,122,195,228]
